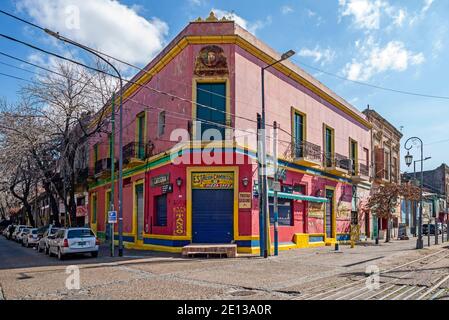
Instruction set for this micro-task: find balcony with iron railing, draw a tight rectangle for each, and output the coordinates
[293,141,322,168]
[123,142,154,168]
[93,158,114,179]
[352,162,370,183]
[324,152,351,176]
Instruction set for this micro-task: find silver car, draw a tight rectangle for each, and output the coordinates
[17,227,31,244]
[37,227,60,254]
[23,228,40,247]
[12,225,29,241]
[48,228,99,260]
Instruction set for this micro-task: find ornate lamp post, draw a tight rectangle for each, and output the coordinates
[404,137,424,249]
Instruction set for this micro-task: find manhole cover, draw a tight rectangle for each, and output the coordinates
[230,290,257,297]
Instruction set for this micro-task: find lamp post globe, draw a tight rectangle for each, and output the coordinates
[405,152,413,167]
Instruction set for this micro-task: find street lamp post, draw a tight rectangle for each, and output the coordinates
[405,137,424,249]
[260,49,295,258]
[45,29,125,256]
[412,157,431,237]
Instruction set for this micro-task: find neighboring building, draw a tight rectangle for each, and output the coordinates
[87,12,372,253]
[363,107,403,240]
[402,164,449,229]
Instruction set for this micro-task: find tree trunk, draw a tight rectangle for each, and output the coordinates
[43,182,61,227]
[386,218,391,243]
[24,202,35,227]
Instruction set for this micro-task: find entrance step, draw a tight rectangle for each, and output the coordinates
[182,244,237,258]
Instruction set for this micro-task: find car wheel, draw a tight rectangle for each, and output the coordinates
[58,249,64,261]
[91,251,98,258]
[21,241,24,247]
[45,246,50,255]
[48,247,54,257]
[37,245,42,253]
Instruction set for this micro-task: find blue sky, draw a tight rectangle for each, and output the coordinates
[0,0,448,173]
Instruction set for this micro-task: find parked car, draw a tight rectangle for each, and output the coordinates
[23,228,40,248]
[18,228,31,245]
[12,225,29,241]
[37,226,60,254]
[48,228,99,260]
[422,223,446,235]
[4,224,16,239]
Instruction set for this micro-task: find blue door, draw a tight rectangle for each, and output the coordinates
[192,189,234,243]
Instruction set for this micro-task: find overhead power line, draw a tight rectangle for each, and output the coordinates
[2,9,449,102]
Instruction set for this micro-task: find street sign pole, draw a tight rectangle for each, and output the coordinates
[273,121,279,256]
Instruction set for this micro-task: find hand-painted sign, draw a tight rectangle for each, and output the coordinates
[151,173,170,187]
[173,206,186,236]
[161,184,173,194]
[192,172,234,189]
[239,192,252,209]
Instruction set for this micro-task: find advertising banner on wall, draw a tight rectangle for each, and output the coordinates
[192,172,234,189]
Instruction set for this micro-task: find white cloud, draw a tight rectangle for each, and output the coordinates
[16,0,169,66]
[307,9,325,26]
[298,46,336,66]
[189,0,204,6]
[339,0,407,30]
[393,9,406,27]
[212,9,271,35]
[281,5,294,15]
[342,39,425,81]
[422,0,435,13]
[339,0,388,30]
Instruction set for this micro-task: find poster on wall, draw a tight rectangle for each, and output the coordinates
[238,192,252,209]
[192,172,234,189]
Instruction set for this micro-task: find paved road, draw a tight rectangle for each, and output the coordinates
[1,235,448,300]
[0,235,175,270]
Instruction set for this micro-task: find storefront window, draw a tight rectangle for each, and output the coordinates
[269,197,293,226]
[155,194,167,227]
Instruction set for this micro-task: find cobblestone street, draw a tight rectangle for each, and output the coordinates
[1,236,448,300]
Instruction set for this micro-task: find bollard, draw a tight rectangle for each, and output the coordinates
[335,243,339,251]
[350,240,355,249]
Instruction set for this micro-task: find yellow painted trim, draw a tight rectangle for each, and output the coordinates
[90,35,371,130]
[291,107,307,156]
[132,179,145,242]
[324,186,337,241]
[323,124,335,167]
[192,77,231,141]
[349,138,359,175]
[135,111,147,158]
[90,192,97,233]
[103,189,111,233]
[187,166,244,241]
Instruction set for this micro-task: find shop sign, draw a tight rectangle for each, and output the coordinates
[192,172,234,189]
[239,192,252,209]
[161,184,173,194]
[151,173,170,187]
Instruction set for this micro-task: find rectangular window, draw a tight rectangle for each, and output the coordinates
[350,139,358,175]
[294,112,305,158]
[384,149,391,180]
[392,157,398,182]
[196,82,226,140]
[364,148,369,167]
[155,194,167,227]
[93,143,99,163]
[269,197,293,226]
[106,190,111,212]
[136,113,145,159]
[91,194,97,224]
[324,126,333,167]
[158,111,166,137]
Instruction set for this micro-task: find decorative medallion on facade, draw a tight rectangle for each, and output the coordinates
[194,45,228,77]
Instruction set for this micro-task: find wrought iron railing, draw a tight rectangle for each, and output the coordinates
[123,142,154,164]
[324,153,351,171]
[294,141,322,162]
[359,163,369,177]
[94,158,112,175]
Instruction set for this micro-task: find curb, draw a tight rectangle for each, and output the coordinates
[0,284,4,300]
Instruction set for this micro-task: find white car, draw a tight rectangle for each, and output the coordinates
[23,228,40,247]
[12,225,29,241]
[37,226,60,254]
[48,228,99,260]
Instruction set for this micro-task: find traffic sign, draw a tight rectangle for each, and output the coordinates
[108,211,117,224]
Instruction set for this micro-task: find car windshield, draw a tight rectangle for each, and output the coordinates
[31,230,37,234]
[67,229,94,238]
[50,228,59,234]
